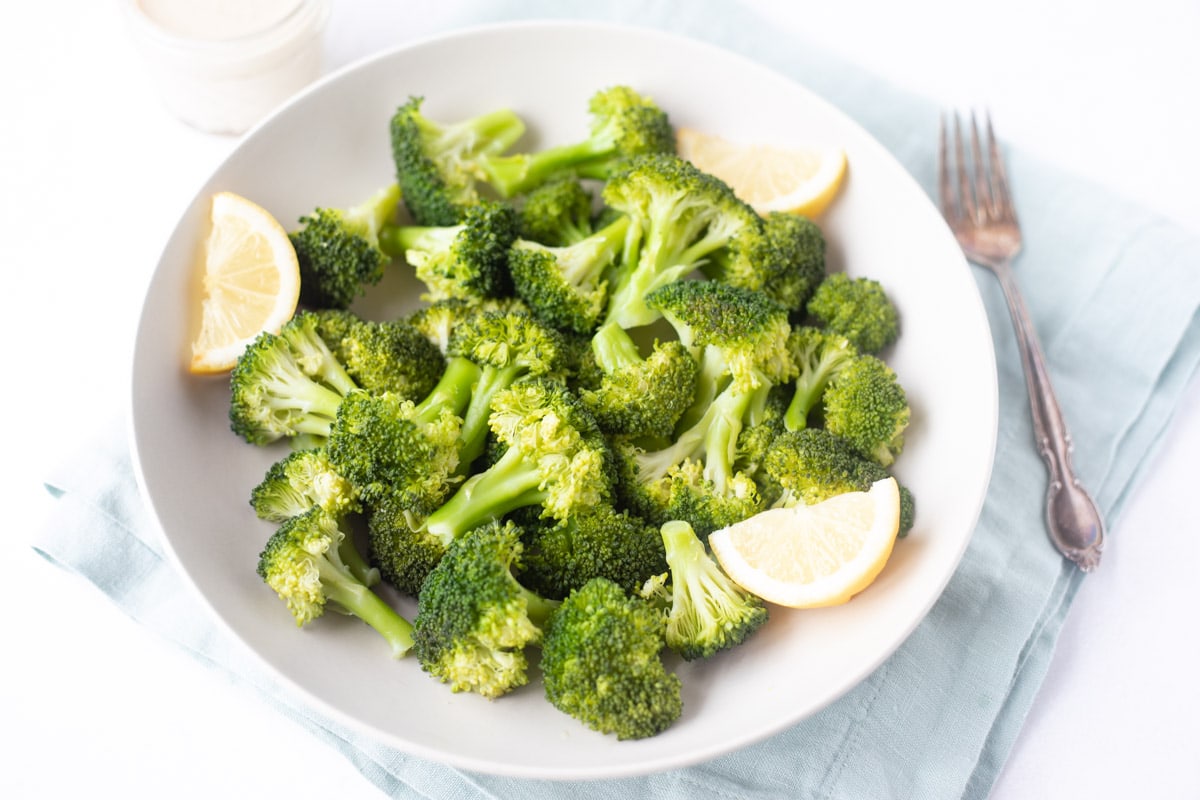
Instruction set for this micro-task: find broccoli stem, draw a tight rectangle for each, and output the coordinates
[590,320,642,374]
[519,585,560,628]
[337,536,381,587]
[701,387,755,494]
[315,559,414,657]
[423,445,546,545]
[413,355,481,425]
[378,224,457,259]
[457,364,523,468]
[480,139,614,197]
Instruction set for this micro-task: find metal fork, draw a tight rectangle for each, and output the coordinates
[937,111,1105,572]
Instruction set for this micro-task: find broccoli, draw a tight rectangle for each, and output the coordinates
[478,86,674,198]
[290,184,401,310]
[571,154,768,439]
[822,354,910,467]
[421,379,611,544]
[733,383,791,485]
[257,507,414,657]
[326,390,463,512]
[517,176,595,246]
[540,577,682,740]
[444,309,566,470]
[508,214,632,334]
[806,273,899,354]
[519,503,668,600]
[762,427,915,534]
[249,448,379,586]
[781,326,857,432]
[379,200,518,303]
[412,521,557,698]
[250,448,359,522]
[658,519,767,660]
[703,211,826,314]
[598,153,763,333]
[612,282,794,535]
[405,296,527,355]
[229,312,359,446]
[389,96,526,226]
[326,316,446,400]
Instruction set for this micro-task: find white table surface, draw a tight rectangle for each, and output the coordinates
[4,1,1198,797]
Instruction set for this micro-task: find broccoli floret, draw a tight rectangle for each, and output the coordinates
[761,427,915,534]
[619,448,763,539]
[520,503,668,600]
[733,383,791,486]
[290,184,401,310]
[257,507,414,657]
[389,96,526,226]
[446,309,566,469]
[250,448,379,587]
[599,153,763,332]
[822,354,910,466]
[518,176,595,246]
[405,296,528,355]
[412,521,557,698]
[328,317,446,400]
[422,379,611,543]
[310,308,361,351]
[478,86,674,198]
[326,390,462,512]
[781,326,857,432]
[380,200,518,303]
[806,273,899,354]
[509,214,632,334]
[659,519,767,660]
[582,328,699,439]
[250,448,359,522]
[540,577,681,740]
[365,494,448,596]
[705,212,826,314]
[229,314,359,446]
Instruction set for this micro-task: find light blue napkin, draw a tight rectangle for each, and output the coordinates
[36,2,1200,798]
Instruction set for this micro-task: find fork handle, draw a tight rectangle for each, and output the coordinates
[992,259,1105,571]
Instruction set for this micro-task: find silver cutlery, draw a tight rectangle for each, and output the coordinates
[937,111,1105,571]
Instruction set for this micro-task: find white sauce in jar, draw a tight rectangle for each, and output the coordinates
[125,0,330,135]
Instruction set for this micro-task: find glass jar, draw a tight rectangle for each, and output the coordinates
[124,0,332,135]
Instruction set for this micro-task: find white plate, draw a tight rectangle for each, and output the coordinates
[131,21,997,779]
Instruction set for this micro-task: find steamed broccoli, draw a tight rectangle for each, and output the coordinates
[229,312,359,446]
[658,519,767,660]
[379,200,519,303]
[257,507,413,657]
[249,448,379,587]
[806,273,899,354]
[575,154,767,438]
[781,326,857,432]
[519,503,667,600]
[508,214,632,334]
[722,212,827,314]
[389,96,526,226]
[478,86,675,198]
[325,315,446,400]
[540,577,681,740]
[422,379,612,544]
[326,390,463,512]
[412,521,557,698]
[762,427,914,533]
[250,448,359,522]
[446,309,566,469]
[822,354,910,467]
[290,184,401,310]
[517,176,596,246]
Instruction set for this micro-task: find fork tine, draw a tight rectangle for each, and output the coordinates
[952,112,977,223]
[969,111,993,222]
[984,112,1019,224]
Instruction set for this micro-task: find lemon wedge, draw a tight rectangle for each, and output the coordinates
[675,128,848,217]
[708,478,901,608]
[189,191,300,374]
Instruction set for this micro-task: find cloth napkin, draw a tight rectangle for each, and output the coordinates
[35,1,1200,798]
